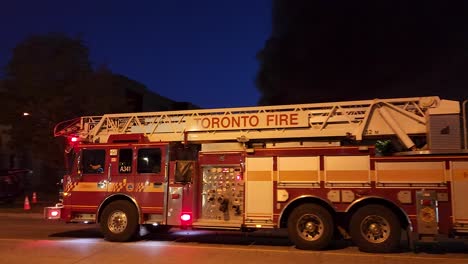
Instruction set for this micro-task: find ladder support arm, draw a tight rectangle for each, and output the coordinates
[377,106,416,150]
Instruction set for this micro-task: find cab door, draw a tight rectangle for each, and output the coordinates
[133,144,167,218]
[107,147,135,197]
[70,147,109,217]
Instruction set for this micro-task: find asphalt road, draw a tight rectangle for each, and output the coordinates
[0,211,467,264]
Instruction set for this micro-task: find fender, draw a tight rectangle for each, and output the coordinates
[277,194,336,228]
[97,193,141,223]
[345,195,413,230]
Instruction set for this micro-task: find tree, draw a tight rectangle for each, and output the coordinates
[0,33,94,190]
[0,33,137,192]
[72,65,132,116]
[256,0,468,105]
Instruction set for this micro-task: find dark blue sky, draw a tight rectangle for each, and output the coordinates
[1,1,272,108]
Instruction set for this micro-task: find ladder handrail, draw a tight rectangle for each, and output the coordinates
[54,117,81,137]
[54,96,454,147]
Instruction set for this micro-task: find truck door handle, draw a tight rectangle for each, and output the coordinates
[97,180,108,189]
[107,163,112,182]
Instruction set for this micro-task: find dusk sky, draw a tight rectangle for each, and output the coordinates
[1,1,272,109]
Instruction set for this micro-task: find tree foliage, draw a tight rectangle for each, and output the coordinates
[256,0,468,105]
[0,33,135,190]
[2,34,93,170]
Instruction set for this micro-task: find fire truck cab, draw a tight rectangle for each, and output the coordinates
[45,96,468,253]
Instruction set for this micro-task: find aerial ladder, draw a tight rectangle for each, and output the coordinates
[54,96,461,150]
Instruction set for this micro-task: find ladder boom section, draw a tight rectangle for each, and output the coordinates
[55,96,459,145]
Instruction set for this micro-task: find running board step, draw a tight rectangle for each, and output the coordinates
[192,220,242,230]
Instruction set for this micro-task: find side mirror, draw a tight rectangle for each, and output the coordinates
[76,172,83,181]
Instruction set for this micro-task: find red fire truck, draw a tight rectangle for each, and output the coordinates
[45,96,468,253]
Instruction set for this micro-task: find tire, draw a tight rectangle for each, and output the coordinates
[349,204,401,253]
[287,204,334,250]
[100,200,139,242]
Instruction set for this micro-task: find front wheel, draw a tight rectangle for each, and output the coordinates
[100,200,139,242]
[349,204,401,253]
[287,204,334,250]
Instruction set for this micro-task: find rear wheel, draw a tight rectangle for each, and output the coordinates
[349,204,401,253]
[287,204,334,250]
[100,200,139,242]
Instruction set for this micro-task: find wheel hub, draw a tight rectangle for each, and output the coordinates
[108,211,128,234]
[368,223,382,236]
[305,221,317,232]
[297,214,323,241]
[361,215,390,243]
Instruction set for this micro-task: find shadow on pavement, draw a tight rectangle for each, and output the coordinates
[146,229,295,247]
[48,226,103,239]
[412,240,468,254]
[47,225,467,253]
[49,226,352,250]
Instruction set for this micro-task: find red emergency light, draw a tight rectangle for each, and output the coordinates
[180,213,192,225]
[421,199,433,206]
[44,207,61,220]
[70,136,78,142]
[50,210,59,217]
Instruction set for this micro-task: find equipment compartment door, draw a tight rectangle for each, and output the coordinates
[451,161,468,223]
[199,165,244,223]
[245,157,274,225]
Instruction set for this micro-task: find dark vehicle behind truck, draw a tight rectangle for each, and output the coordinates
[0,169,31,203]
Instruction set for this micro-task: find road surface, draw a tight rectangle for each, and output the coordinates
[0,213,466,264]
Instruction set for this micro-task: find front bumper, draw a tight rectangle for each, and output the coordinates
[44,203,63,220]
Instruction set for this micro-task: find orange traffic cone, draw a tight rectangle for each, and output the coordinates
[24,196,31,210]
[32,192,37,204]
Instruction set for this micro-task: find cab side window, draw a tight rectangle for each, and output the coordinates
[119,149,133,174]
[137,148,162,173]
[82,149,106,174]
